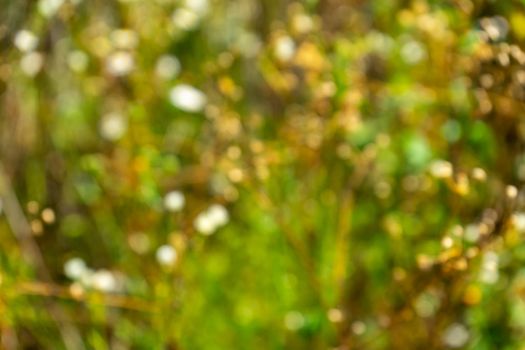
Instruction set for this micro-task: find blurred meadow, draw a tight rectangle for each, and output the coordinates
[3,0,525,348]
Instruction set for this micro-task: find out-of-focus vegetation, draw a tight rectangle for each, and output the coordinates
[2,0,525,348]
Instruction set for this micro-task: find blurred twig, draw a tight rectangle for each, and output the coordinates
[17,281,154,313]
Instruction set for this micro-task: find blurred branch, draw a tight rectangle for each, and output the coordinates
[17,281,154,313]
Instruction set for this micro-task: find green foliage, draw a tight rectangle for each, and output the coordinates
[1,0,525,349]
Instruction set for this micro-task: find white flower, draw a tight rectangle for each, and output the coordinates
[110,29,138,50]
[91,269,118,292]
[442,323,469,348]
[194,211,216,235]
[471,167,487,181]
[327,308,344,323]
[155,55,181,80]
[207,204,229,226]
[100,112,127,141]
[513,212,525,233]
[414,291,440,318]
[464,224,480,243]
[480,251,499,284]
[106,51,134,76]
[401,40,426,64]
[351,321,367,335]
[506,185,518,198]
[169,84,207,112]
[480,16,509,41]
[156,245,178,266]
[69,265,123,293]
[41,208,55,224]
[429,160,453,178]
[64,258,87,280]
[38,0,64,17]
[194,204,229,235]
[172,8,199,31]
[164,191,185,212]
[274,36,295,62]
[14,30,38,52]
[20,52,44,76]
[292,14,314,34]
[67,50,89,73]
[480,269,499,284]
[185,0,209,15]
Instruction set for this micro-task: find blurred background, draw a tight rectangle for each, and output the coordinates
[2,0,525,348]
